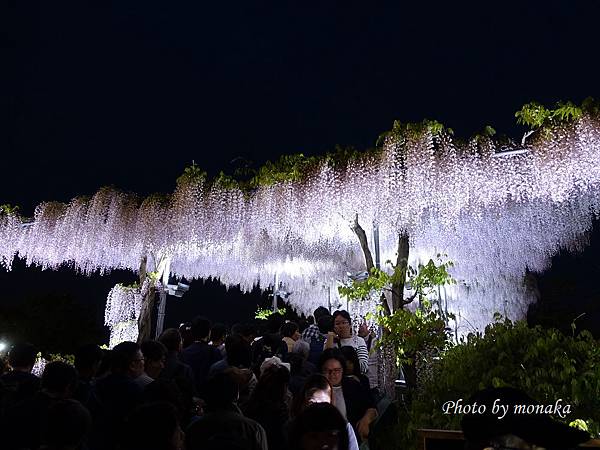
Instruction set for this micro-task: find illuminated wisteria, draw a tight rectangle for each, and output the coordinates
[105,283,144,348]
[2,115,600,335]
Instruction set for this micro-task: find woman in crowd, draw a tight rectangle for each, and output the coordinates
[324,310,369,375]
[243,364,291,450]
[318,349,377,443]
[339,346,370,392]
[281,321,302,353]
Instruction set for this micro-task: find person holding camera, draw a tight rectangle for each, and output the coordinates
[324,310,369,375]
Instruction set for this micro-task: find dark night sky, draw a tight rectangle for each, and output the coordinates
[2,1,600,345]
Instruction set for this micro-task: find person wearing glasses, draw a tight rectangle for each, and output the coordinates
[318,349,377,443]
[324,310,369,376]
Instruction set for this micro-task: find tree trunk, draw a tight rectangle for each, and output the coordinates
[391,232,409,312]
[351,214,374,272]
[136,255,155,344]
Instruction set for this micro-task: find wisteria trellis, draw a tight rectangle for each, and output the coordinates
[2,115,600,337]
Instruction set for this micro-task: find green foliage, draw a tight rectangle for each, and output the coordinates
[338,256,456,307]
[377,119,452,147]
[47,352,75,366]
[176,163,207,185]
[398,318,600,449]
[214,171,241,190]
[371,302,452,367]
[515,100,583,129]
[255,307,286,320]
[250,153,319,187]
[0,204,20,216]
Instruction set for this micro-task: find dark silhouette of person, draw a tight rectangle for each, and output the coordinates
[186,369,268,450]
[180,316,223,396]
[289,402,350,450]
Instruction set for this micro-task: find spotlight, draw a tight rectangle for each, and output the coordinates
[0,341,7,353]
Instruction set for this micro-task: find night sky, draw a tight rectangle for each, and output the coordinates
[2,1,600,347]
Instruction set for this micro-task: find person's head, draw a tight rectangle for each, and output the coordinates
[251,364,290,404]
[289,403,349,450]
[44,399,92,449]
[339,346,361,378]
[307,316,315,325]
[209,323,227,346]
[142,378,186,421]
[292,339,310,361]
[111,341,144,378]
[191,316,211,340]
[318,349,346,387]
[313,306,330,322]
[8,343,37,372]
[281,321,301,341]
[332,310,352,339]
[123,401,184,450]
[203,370,240,411]
[266,314,284,334]
[74,344,104,379]
[225,334,251,368]
[317,315,334,334]
[231,323,256,344]
[42,361,78,397]
[159,328,183,353]
[178,322,193,348]
[140,340,167,379]
[292,374,333,418]
[462,387,590,450]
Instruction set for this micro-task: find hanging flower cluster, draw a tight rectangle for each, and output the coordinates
[2,114,600,333]
[105,282,143,348]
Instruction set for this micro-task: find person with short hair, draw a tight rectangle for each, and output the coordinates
[158,328,195,385]
[180,316,223,395]
[186,370,268,450]
[3,361,79,450]
[122,401,184,450]
[289,402,350,450]
[0,342,41,409]
[209,323,227,357]
[87,342,144,450]
[43,399,92,450]
[73,344,104,404]
[136,340,167,388]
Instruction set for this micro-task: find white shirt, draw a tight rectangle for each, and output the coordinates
[332,385,347,420]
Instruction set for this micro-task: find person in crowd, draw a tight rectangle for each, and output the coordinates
[288,339,316,396]
[461,387,590,450]
[251,314,288,376]
[319,349,377,443]
[0,342,40,410]
[289,402,350,450]
[325,310,369,375]
[186,369,268,450]
[73,343,104,405]
[339,346,370,391]
[281,321,302,353]
[297,317,310,334]
[179,322,194,349]
[42,399,92,450]
[3,361,78,450]
[209,323,227,357]
[158,328,195,384]
[243,364,291,450]
[290,374,359,450]
[180,316,223,395]
[231,322,257,345]
[301,306,330,341]
[87,341,144,450]
[121,401,185,450]
[136,340,167,388]
[207,334,256,406]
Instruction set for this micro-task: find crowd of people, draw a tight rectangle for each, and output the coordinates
[0,307,383,450]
